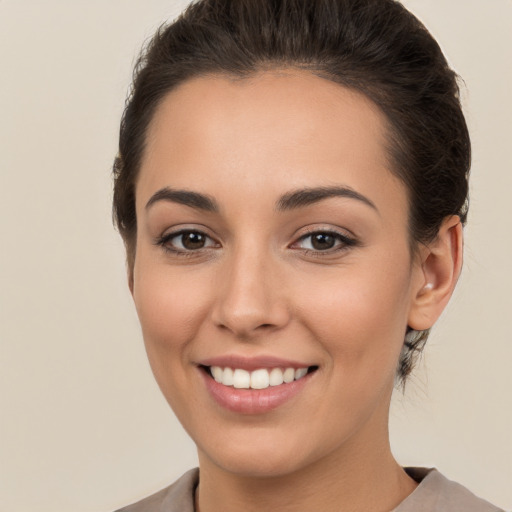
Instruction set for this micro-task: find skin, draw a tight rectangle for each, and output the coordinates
[130,71,462,512]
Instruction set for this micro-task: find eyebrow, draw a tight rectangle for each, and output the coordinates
[145,187,219,212]
[145,185,378,214]
[276,186,378,213]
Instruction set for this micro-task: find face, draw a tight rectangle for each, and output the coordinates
[131,71,426,478]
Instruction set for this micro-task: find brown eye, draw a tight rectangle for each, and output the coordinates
[311,233,336,250]
[294,230,357,253]
[157,229,217,253]
[181,231,207,250]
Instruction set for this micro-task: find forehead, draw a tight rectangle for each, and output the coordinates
[138,70,406,218]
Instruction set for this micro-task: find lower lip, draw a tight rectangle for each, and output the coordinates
[200,369,312,415]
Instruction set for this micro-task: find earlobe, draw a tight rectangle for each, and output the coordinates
[408,215,463,331]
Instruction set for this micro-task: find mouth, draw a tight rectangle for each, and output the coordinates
[200,365,318,390]
[197,355,319,414]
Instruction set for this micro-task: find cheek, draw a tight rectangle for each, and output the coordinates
[294,260,412,379]
[132,258,212,375]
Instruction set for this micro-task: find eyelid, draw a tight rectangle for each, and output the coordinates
[290,227,359,253]
[154,226,220,255]
[154,225,359,257]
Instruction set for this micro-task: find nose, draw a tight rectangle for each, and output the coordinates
[210,247,290,339]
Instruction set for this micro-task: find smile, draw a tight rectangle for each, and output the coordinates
[208,366,310,389]
[199,360,318,414]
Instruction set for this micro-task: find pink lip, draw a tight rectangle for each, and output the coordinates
[199,367,314,415]
[199,354,311,372]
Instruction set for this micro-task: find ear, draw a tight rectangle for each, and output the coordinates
[408,215,463,331]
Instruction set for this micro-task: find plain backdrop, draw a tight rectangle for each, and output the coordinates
[1,1,511,510]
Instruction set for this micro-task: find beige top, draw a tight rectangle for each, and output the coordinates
[116,467,505,512]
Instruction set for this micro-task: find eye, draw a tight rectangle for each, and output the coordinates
[156,229,218,254]
[294,230,357,252]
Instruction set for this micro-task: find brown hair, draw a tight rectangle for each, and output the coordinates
[113,0,470,384]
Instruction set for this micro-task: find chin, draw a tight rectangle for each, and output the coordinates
[203,447,309,479]
[195,422,342,480]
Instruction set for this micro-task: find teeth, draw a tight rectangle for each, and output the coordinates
[209,366,310,389]
[295,367,308,379]
[233,369,251,389]
[223,367,234,386]
[283,367,295,383]
[211,366,223,383]
[250,369,269,389]
[269,367,284,386]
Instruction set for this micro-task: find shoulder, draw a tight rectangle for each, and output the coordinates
[394,467,505,512]
[114,468,199,512]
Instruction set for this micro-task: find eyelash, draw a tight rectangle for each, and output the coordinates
[293,229,359,254]
[154,229,218,257]
[154,228,359,257]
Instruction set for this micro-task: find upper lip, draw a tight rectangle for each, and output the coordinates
[198,355,314,372]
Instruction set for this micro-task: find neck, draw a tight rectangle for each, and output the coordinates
[196,420,417,512]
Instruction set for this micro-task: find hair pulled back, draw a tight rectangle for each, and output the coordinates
[113,0,470,384]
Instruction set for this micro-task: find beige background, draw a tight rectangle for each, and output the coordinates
[0,1,511,510]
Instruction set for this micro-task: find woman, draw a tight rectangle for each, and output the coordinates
[112,0,503,510]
